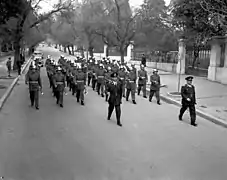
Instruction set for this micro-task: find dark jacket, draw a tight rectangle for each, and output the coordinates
[181,84,196,105]
[107,80,122,106]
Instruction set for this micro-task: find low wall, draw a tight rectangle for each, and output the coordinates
[93,53,130,62]
[130,60,177,73]
[215,67,227,84]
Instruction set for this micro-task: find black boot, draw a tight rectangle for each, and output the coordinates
[132,100,136,104]
[179,115,182,121]
[117,120,122,126]
[157,101,161,105]
[81,101,84,105]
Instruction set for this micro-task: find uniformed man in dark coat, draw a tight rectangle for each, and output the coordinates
[137,64,148,98]
[25,64,42,109]
[149,69,161,105]
[179,76,197,126]
[107,72,123,127]
[75,65,86,105]
[53,66,66,107]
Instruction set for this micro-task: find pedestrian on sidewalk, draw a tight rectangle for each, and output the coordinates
[16,59,22,75]
[179,76,197,127]
[141,54,146,67]
[149,69,161,105]
[6,57,12,77]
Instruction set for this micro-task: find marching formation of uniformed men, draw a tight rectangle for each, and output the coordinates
[25,53,197,127]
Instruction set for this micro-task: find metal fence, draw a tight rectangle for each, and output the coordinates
[131,49,178,63]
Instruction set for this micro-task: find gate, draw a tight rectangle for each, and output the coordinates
[185,45,211,77]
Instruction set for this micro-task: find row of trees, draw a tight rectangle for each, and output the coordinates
[1,0,226,65]
[0,0,71,69]
[171,0,227,66]
[49,0,180,62]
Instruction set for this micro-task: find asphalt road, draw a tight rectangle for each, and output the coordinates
[0,46,227,180]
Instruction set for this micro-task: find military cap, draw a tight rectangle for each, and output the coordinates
[185,76,193,81]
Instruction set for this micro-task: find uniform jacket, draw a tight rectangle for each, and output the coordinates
[150,74,160,91]
[53,72,65,91]
[181,84,196,105]
[138,70,147,85]
[97,68,106,83]
[26,70,42,91]
[75,71,86,89]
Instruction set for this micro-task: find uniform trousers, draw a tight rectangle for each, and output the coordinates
[149,90,160,102]
[126,82,136,100]
[92,78,97,90]
[30,90,39,107]
[97,81,104,95]
[138,83,146,96]
[88,75,92,86]
[179,103,196,124]
[56,91,64,105]
[108,103,121,124]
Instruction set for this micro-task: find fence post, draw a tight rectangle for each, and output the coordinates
[177,39,186,92]
[208,36,222,81]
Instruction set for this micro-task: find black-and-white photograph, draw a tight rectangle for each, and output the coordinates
[0,0,227,179]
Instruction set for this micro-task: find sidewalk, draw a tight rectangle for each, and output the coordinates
[0,55,30,102]
[135,65,227,124]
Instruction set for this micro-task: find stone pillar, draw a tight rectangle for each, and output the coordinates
[104,44,108,57]
[224,36,227,67]
[126,42,133,62]
[208,36,223,81]
[176,39,186,74]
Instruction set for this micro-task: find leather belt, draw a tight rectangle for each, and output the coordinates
[29,81,38,84]
[56,82,64,84]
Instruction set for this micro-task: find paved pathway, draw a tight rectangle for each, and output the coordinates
[0,47,227,179]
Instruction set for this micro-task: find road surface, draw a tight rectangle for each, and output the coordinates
[0,46,227,180]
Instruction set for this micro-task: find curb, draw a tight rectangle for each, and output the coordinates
[0,56,32,110]
[146,87,227,128]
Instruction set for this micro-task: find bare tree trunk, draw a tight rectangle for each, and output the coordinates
[88,46,94,57]
[71,45,74,55]
[67,45,71,55]
[120,46,125,63]
[63,46,67,53]
[13,41,21,70]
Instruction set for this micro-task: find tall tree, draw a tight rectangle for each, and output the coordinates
[171,0,225,67]
[94,0,139,62]
[1,0,72,69]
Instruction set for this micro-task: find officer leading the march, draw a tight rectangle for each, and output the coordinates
[179,76,197,127]
[107,72,123,127]
[25,64,42,110]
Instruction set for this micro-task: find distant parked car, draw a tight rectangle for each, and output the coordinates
[33,50,44,59]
